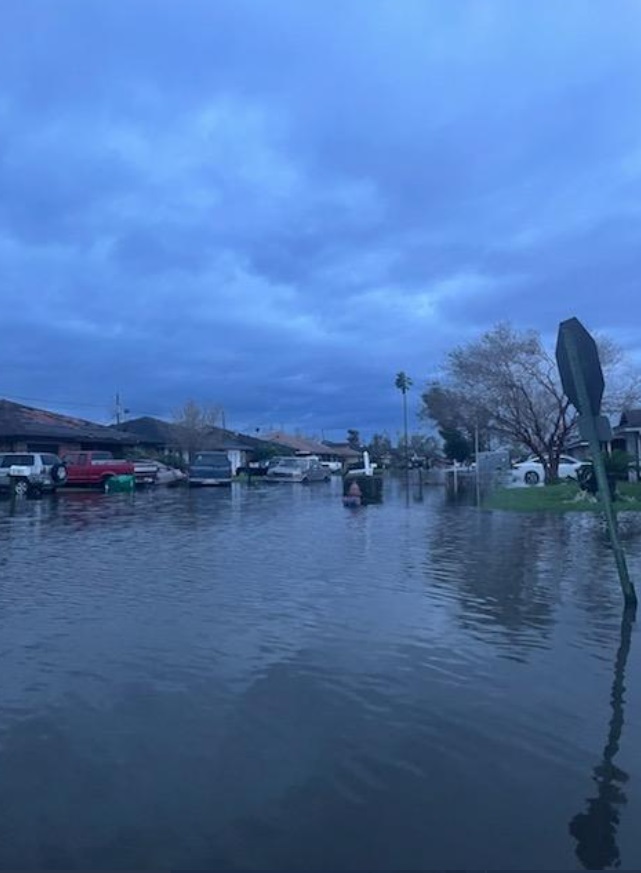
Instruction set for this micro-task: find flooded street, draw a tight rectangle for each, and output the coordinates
[1,479,641,870]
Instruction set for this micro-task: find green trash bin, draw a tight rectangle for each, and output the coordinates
[104,474,135,494]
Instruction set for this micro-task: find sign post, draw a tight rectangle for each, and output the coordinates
[556,318,637,609]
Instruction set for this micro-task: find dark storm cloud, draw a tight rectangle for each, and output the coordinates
[2,0,641,433]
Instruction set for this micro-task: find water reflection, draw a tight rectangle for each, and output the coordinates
[569,607,635,870]
[425,506,561,656]
[1,482,640,868]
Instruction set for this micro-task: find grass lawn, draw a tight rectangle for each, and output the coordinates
[485,481,641,513]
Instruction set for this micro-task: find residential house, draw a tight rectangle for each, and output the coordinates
[0,398,141,456]
[613,409,641,480]
[261,432,361,468]
[262,431,336,460]
[320,440,362,466]
[113,416,185,456]
[566,409,641,480]
[118,416,282,474]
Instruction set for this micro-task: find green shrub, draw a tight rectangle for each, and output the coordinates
[603,450,631,481]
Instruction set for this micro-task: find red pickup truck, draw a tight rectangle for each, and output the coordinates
[62,451,136,487]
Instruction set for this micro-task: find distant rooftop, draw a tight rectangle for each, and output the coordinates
[0,399,139,444]
[261,431,360,458]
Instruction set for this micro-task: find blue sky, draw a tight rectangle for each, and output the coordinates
[1,1,640,439]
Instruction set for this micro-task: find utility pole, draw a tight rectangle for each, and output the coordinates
[475,420,481,507]
[114,393,129,427]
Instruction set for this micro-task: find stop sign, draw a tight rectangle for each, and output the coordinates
[556,317,604,416]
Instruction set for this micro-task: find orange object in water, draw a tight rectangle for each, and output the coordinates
[343,480,362,507]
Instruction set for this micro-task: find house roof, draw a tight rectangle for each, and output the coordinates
[116,416,183,446]
[320,441,361,460]
[261,431,353,457]
[0,399,139,445]
[119,416,282,453]
[618,409,641,429]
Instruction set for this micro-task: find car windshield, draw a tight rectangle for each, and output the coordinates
[1,454,35,466]
[193,453,227,464]
[276,458,301,468]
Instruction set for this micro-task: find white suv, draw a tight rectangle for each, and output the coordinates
[0,452,68,497]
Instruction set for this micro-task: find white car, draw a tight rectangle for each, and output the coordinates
[320,460,342,474]
[511,454,587,486]
[0,451,67,497]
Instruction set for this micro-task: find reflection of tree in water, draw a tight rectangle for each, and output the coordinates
[425,509,560,651]
[569,608,635,870]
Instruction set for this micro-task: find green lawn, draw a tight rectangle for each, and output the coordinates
[485,481,641,513]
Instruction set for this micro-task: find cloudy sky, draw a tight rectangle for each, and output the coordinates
[1,1,640,438]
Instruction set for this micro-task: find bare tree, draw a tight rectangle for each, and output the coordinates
[421,323,640,482]
[173,399,223,460]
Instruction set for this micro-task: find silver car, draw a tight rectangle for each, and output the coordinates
[0,452,68,497]
[266,456,330,483]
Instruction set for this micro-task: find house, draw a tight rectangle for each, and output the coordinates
[566,409,641,480]
[118,416,283,474]
[613,409,641,480]
[0,398,142,456]
[320,440,362,465]
[565,439,591,462]
[261,431,359,465]
[113,416,185,456]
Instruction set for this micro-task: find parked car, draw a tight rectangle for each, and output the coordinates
[320,460,342,474]
[511,454,587,486]
[132,458,159,485]
[266,456,330,483]
[61,451,135,488]
[0,452,67,497]
[188,451,232,486]
[152,461,187,486]
[236,460,271,476]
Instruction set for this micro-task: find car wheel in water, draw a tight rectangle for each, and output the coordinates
[524,470,540,486]
[50,462,67,485]
[12,478,30,498]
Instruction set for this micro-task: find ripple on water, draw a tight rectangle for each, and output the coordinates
[1,482,641,869]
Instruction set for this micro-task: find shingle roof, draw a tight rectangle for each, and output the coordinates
[116,416,182,446]
[618,409,641,429]
[119,416,280,452]
[320,441,361,459]
[0,399,139,445]
[261,431,347,456]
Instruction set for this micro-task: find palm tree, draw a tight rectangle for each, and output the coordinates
[395,372,412,472]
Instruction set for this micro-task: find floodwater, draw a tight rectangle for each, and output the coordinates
[1,478,641,870]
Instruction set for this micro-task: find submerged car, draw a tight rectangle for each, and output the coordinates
[511,454,587,486]
[135,458,186,486]
[188,451,232,486]
[266,456,330,483]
